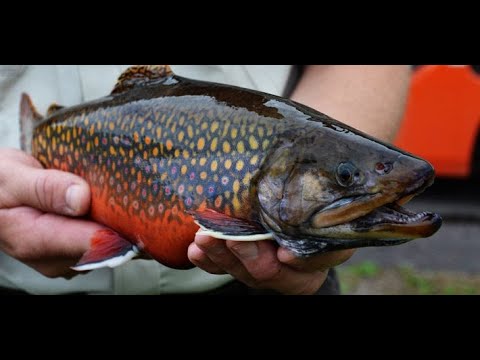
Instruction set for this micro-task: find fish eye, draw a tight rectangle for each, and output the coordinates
[336,162,357,187]
[375,162,393,175]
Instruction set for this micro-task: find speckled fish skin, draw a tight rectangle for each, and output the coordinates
[26,65,441,269]
[30,71,305,268]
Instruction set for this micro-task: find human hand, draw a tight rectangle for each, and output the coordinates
[0,148,103,279]
[188,235,354,295]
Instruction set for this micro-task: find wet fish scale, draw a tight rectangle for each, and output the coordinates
[31,91,289,268]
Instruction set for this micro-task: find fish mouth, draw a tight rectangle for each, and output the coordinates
[351,202,442,239]
[310,176,442,240]
[351,171,442,239]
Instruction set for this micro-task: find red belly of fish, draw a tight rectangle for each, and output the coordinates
[90,187,200,269]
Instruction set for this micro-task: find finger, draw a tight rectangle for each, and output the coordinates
[277,247,356,273]
[226,240,281,281]
[0,206,102,264]
[28,258,83,279]
[226,240,328,295]
[8,165,91,217]
[188,242,227,275]
[194,235,257,286]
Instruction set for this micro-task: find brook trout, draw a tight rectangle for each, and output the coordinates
[19,65,442,271]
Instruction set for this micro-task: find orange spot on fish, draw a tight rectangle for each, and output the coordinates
[197,138,205,150]
[210,138,218,151]
[262,139,270,150]
[237,141,245,154]
[211,160,218,172]
[177,131,185,142]
[223,141,231,153]
[236,159,244,171]
[211,121,219,133]
[233,180,240,194]
[249,135,259,150]
[243,172,252,186]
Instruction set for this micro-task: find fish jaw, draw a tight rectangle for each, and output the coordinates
[350,203,442,240]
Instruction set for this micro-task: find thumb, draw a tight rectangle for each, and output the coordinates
[14,166,91,216]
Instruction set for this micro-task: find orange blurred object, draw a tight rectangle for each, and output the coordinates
[394,65,480,179]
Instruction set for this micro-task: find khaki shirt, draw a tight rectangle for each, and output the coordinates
[0,65,293,294]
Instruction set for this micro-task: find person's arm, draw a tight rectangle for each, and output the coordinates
[291,65,412,142]
[189,65,412,294]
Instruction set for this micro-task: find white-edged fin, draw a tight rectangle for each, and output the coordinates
[189,209,272,240]
[195,221,273,241]
[71,229,140,271]
[72,247,139,271]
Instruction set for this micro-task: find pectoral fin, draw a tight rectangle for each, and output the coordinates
[189,209,273,241]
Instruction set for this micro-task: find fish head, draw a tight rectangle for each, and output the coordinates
[257,122,442,255]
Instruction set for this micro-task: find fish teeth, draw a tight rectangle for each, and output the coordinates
[388,211,427,224]
[408,212,427,223]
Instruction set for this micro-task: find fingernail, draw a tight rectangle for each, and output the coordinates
[66,185,83,214]
[231,242,258,259]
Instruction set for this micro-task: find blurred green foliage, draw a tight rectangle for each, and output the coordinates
[337,261,480,295]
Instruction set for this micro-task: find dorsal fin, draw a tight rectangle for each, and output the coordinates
[46,103,64,116]
[19,93,43,153]
[111,65,173,94]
